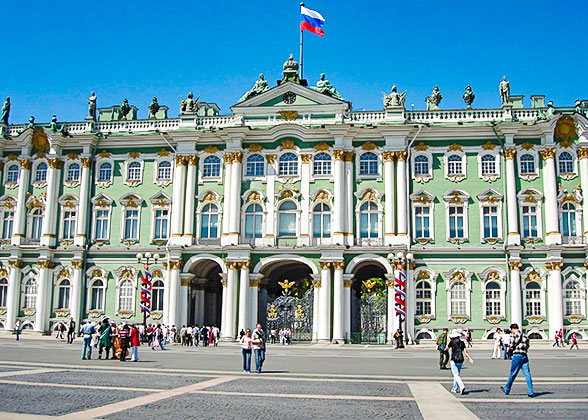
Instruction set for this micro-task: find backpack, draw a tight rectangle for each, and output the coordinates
[451,340,464,363]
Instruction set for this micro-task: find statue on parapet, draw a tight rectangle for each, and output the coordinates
[462,86,475,109]
[237,74,270,103]
[1,97,10,125]
[180,92,199,115]
[148,97,160,119]
[499,76,510,106]
[50,115,59,132]
[87,91,97,121]
[27,116,35,130]
[309,73,343,101]
[383,85,406,108]
[117,99,131,120]
[280,54,301,85]
[425,86,443,111]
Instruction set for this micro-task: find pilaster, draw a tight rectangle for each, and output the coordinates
[332,150,346,245]
[74,157,92,247]
[237,260,250,332]
[221,153,233,246]
[318,261,332,342]
[11,158,30,246]
[383,151,395,245]
[508,259,523,328]
[35,260,55,333]
[264,155,276,246]
[578,148,588,242]
[332,260,345,343]
[170,156,187,245]
[182,155,197,243]
[546,260,564,338]
[344,152,354,246]
[504,148,521,246]
[311,274,321,342]
[40,158,62,247]
[5,258,23,330]
[541,147,561,245]
[299,153,311,246]
[70,260,84,325]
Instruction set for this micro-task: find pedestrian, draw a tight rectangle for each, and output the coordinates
[252,323,266,373]
[119,324,130,361]
[80,320,96,360]
[130,324,140,361]
[240,328,253,373]
[239,329,245,340]
[500,323,534,397]
[55,322,64,340]
[201,325,209,347]
[552,330,560,347]
[503,329,512,360]
[394,329,404,349]
[570,331,579,350]
[492,328,503,359]
[97,318,112,360]
[447,329,474,395]
[466,329,473,347]
[270,329,276,344]
[152,324,165,350]
[111,322,121,359]
[213,326,220,346]
[14,318,21,341]
[558,329,564,347]
[437,328,449,370]
[67,317,76,344]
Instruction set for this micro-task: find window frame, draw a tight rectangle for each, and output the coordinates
[96,158,114,188]
[64,161,81,187]
[115,267,137,317]
[516,147,539,181]
[521,268,547,321]
[411,150,433,183]
[312,152,332,177]
[477,189,504,243]
[4,162,20,187]
[445,269,472,321]
[556,149,577,179]
[150,192,171,243]
[123,158,144,187]
[562,268,586,320]
[478,151,500,182]
[32,160,48,187]
[357,152,380,178]
[119,194,144,244]
[442,190,470,243]
[276,199,299,238]
[444,150,466,182]
[244,153,265,178]
[479,268,507,321]
[410,190,435,243]
[517,189,543,240]
[154,156,173,187]
[57,194,80,242]
[91,193,113,243]
[278,152,299,178]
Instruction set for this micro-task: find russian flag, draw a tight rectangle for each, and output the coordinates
[300,5,325,37]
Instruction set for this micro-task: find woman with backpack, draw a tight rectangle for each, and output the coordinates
[448,329,474,395]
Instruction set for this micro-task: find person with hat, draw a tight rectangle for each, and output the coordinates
[436,328,449,369]
[448,329,474,395]
[501,323,534,397]
[97,318,113,360]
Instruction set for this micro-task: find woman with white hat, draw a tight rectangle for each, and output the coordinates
[447,329,474,395]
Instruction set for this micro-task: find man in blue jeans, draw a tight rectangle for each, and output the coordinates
[252,323,266,373]
[501,323,534,397]
[80,320,97,360]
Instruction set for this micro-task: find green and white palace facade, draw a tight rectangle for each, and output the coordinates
[1,62,588,343]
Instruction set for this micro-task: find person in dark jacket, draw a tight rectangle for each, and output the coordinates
[119,324,130,362]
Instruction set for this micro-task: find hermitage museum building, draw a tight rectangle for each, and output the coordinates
[0,56,587,344]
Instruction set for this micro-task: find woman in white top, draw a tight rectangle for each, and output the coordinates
[240,328,253,373]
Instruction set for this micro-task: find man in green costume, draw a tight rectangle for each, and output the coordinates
[97,318,113,360]
[437,327,449,369]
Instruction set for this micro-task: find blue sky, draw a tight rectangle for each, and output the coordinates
[2,0,587,123]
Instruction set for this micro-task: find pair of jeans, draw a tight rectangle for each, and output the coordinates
[450,360,465,392]
[81,336,92,359]
[504,353,534,395]
[242,349,252,372]
[254,348,265,372]
[130,346,138,361]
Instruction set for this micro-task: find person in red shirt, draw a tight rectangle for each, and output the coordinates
[130,324,140,362]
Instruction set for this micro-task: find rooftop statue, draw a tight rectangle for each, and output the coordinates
[1,97,10,125]
[425,86,443,111]
[499,76,510,106]
[50,115,59,132]
[237,73,270,103]
[280,54,301,85]
[309,73,343,101]
[462,86,475,109]
[117,98,131,120]
[148,97,160,119]
[27,116,35,130]
[383,85,406,108]
[87,91,97,121]
[180,92,199,115]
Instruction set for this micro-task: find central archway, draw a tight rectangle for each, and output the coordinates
[184,256,225,327]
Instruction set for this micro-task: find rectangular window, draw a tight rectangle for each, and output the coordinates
[416,301,431,316]
[31,214,42,240]
[522,205,538,238]
[279,213,296,237]
[124,210,139,240]
[448,206,464,239]
[483,206,499,238]
[415,206,430,238]
[154,209,169,240]
[63,211,76,240]
[2,211,13,239]
[95,210,109,240]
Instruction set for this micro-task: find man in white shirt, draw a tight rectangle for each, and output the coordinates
[492,328,503,359]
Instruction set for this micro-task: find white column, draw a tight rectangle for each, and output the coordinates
[220,274,228,334]
[396,152,408,237]
[504,149,520,246]
[11,159,31,246]
[578,148,588,242]
[264,155,276,246]
[547,262,564,339]
[167,263,182,328]
[345,153,354,246]
[35,263,53,333]
[343,274,352,342]
[170,157,187,241]
[249,275,261,329]
[318,262,332,342]
[238,261,250,332]
[221,155,233,245]
[333,151,345,244]
[179,276,189,327]
[383,151,395,245]
[195,286,205,325]
[387,274,396,343]
[183,156,197,240]
[405,264,415,343]
[299,154,311,246]
[5,260,22,330]
[311,275,321,342]
[40,159,62,247]
[222,264,238,340]
[541,148,561,245]
[74,158,91,247]
[70,261,84,325]
[509,261,523,328]
[332,261,345,343]
[228,153,242,245]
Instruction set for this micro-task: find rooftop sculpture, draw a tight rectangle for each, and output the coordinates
[87,91,97,121]
[383,85,406,108]
[237,74,270,104]
[180,92,199,115]
[499,76,510,106]
[425,86,443,111]
[462,86,475,109]
[308,73,343,101]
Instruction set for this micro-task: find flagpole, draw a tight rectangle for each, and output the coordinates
[299,2,304,79]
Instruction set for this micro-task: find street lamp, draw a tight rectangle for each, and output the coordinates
[136,252,160,330]
[388,251,413,348]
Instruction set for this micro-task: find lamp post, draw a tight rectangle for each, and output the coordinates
[388,251,413,348]
[136,252,159,331]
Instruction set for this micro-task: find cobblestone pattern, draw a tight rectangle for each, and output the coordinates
[464,402,588,420]
[441,383,588,399]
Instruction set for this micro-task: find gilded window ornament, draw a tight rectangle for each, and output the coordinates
[314,142,330,151]
[6,154,17,161]
[157,148,170,157]
[128,151,140,159]
[314,190,329,202]
[415,142,428,151]
[280,139,296,150]
[247,192,261,202]
[300,153,312,163]
[503,148,516,160]
[248,143,263,152]
[361,141,377,151]
[203,191,217,203]
[204,145,220,154]
[540,147,556,160]
[382,151,395,162]
[448,143,462,152]
[482,141,496,150]
[362,189,377,201]
[524,270,542,284]
[98,150,111,158]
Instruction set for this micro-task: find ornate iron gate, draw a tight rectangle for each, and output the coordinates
[351,279,387,343]
[266,287,313,342]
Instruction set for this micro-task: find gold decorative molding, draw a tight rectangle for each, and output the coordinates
[449,271,467,284]
[525,270,542,284]
[280,139,296,150]
[80,158,91,168]
[343,152,355,162]
[503,148,516,160]
[332,261,345,270]
[450,316,468,324]
[128,151,140,159]
[278,279,295,291]
[448,143,462,152]
[540,147,556,160]
[278,111,299,121]
[300,153,312,163]
[19,159,32,170]
[508,261,522,271]
[526,316,543,324]
[70,260,83,269]
[294,304,305,319]
[521,142,535,150]
[415,142,428,151]
[418,316,431,324]
[314,142,330,151]
[119,268,135,279]
[249,279,260,287]
[6,154,17,161]
[361,141,377,151]
[386,279,394,288]
[311,279,322,288]
[37,260,55,269]
[332,150,345,161]
[568,316,582,324]
[314,190,329,202]
[54,309,70,317]
[482,141,496,150]
[487,316,501,324]
[554,115,577,142]
[66,153,78,160]
[220,278,227,287]
[204,145,220,154]
[98,150,111,158]
[362,279,377,292]
[248,143,263,152]
[267,304,278,319]
[362,189,377,201]
[395,151,407,161]
[382,151,395,162]
[168,260,183,270]
[157,148,170,157]
[88,310,102,318]
[265,154,276,164]
[247,191,261,203]
[186,155,198,166]
[343,279,353,288]
[578,148,588,160]
[162,261,168,270]
[180,278,191,287]
[203,191,217,203]
[545,261,563,271]
[319,261,332,270]
[174,155,188,166]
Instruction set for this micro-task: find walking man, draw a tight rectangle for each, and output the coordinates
[570,331,579,350]
[448,329,474,395]
[501,323,534,397]
[252,323,266,373]
[14,318,21,341]
[437,328,449,369]
[80,320,96,360]
[492,328,502,359]
[67,317,76,344]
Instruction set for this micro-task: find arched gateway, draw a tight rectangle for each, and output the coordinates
[183,255,225,328]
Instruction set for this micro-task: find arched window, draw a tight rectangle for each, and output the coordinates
[359,152,378,176]
[519,154,535,174]
[415,280,432,316]
[313,203,331,238]
[416,331,433,340]
[200,203,219,238]
[447,155,462,175]
[23,279,37,309]
[157,161,172,181]
[30,209,43,240]
[279,153,298,177]
[313,153,332,176]
[564,280,583,316]
[57,279,71,309]
[246,154,264,177]
[6,164,19,183]
[89,279,104,310]
[524,282,542,316]
[127,161,141,181]
[485,281,501,317]
[152,279,164,311]
[558,152,574,174]
[359,201,378,238]
[0,278,7,307]
[450,281,467,316]
[278,201,297,237]
[414,155,429,176]
[35,162,48,183]
[98,162,112,182]
[244,203,263,238]
[562,202,577,236]
[118,279,134,312]
[67,163,80,182]
[481,154,496,175]
[203,156,221,178]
